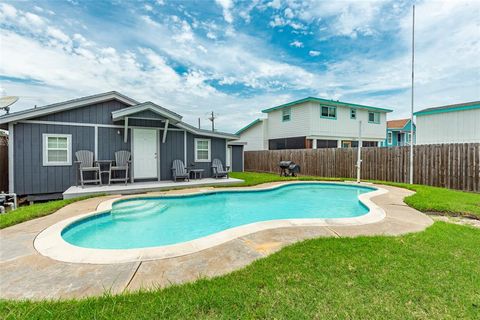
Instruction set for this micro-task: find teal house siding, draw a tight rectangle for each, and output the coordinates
[383,119,416,147]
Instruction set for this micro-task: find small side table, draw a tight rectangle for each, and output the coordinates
[96,160,113,185]
[190,169,204,180]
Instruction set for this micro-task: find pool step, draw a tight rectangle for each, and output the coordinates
[111,200,168,218]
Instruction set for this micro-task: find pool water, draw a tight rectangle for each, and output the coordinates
[62,183,375,249]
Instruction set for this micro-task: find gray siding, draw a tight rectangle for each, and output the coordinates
[34,100,130,124]
[14,123,94,195]
[12,98,230,195]
[231,145,244,172]
[129,119,163,128]
[98,127,130,160]
[132,110,166,120]
[159,130,185,180]
[187,133,226,177]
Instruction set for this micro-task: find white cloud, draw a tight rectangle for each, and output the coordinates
[269,15,285,28]
[290,40,303,47]
[144,4,153,11]
[284,7,294,19]
[269,14,304,30]
[206,31,216,39]
[215,0,234,24]
[0,3,17,19]
[1,0,479,131]
[267,0,282,9]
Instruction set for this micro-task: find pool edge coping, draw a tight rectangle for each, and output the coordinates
[34,181,388,264]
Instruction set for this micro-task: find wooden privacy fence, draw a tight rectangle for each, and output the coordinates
[0,144,7,192]
[244,143,480,192]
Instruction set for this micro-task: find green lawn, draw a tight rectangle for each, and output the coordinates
[1,172,478,229]
[0,195,99,229]
[228,172,480,219]
[1,222,479,319]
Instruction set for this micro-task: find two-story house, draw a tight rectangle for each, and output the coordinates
[236,97,392,150]
[382,118,416,147]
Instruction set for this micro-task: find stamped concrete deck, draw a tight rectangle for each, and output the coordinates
[0,183,433,300]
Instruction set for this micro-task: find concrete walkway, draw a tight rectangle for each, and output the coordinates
[0,183,433,300]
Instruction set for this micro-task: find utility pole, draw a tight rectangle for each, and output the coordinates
[356,120,362,183]
[208,111,217,132]
[409,5,415,184]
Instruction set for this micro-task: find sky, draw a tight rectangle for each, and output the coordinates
[0,0,479,132]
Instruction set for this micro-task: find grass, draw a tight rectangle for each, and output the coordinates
[0,195,100,229]
[227,172,480,219]
[1,222,479,319]
[373,182,480,220]
[2,172,478,230]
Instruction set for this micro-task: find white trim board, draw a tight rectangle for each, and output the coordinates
[111,102,182,123]
[42,134,73,166]
[0,92,138,125]
[18,120,184,131]
[194,138,211,162]
[8,123,14,193]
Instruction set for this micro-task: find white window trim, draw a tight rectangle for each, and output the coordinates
[194,138,211,162]
[368,111,380,124]
[282,108,291,122]
[42,133,72,166]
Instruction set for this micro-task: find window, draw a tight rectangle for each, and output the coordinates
[350,108,356,119]
[321,106,336,119]
[316,139,338,148]
[282,108,291,122]
[43,134,72,166]
[194,138,211,162]
[269,137,306,150]
[362,141,378,147]
[387,132,392,144]
[368,111,380,124]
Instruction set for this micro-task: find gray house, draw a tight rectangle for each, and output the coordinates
[0,92,244,199]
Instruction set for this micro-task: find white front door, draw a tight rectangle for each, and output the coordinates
[133,129,158,179]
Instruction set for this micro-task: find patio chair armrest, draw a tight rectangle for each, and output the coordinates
[226,165,230,171]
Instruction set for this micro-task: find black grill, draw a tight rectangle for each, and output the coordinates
[279,160,300,177]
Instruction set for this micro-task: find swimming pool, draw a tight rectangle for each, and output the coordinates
[61,183,376,250]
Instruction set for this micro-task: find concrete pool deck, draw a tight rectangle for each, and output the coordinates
[0,182,433,300]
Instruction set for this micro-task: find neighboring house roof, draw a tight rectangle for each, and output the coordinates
[0,91,238,139]
[261,97,393,113]
[235,118,263,135]
[387,118,411,130]
[414,101,480,116]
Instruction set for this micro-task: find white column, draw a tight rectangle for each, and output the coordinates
[312,139,317,149]
[337,140,342,148]
[94,126,98,160]
[184,130,187,165]
[8,123,14,193]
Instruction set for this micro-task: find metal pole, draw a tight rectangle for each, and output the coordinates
[409,5,415,184]
[211,111,215,131]
[198,117,201,129]
[357,120,362,183]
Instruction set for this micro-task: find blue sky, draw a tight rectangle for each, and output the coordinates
[0,0,479,132]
